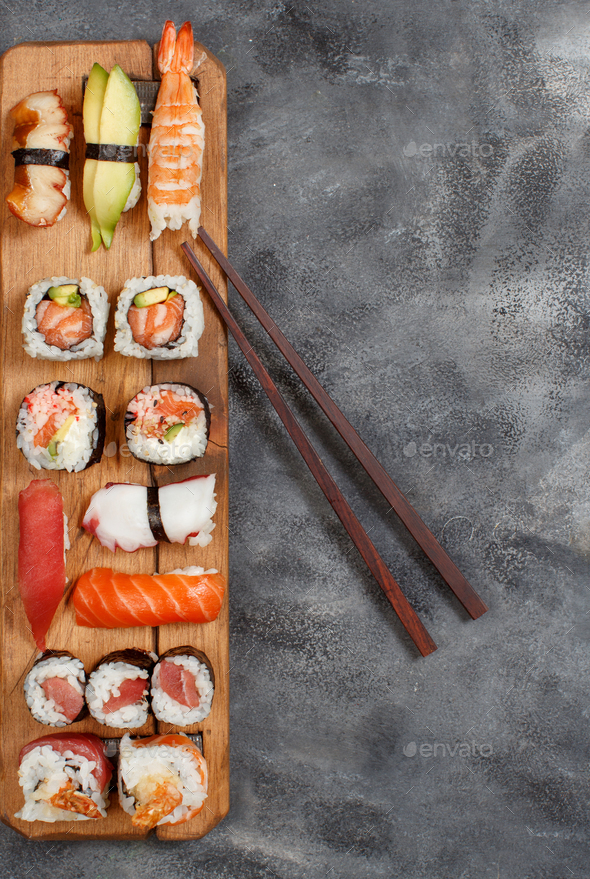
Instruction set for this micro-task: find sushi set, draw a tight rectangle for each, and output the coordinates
[0,26,229,839]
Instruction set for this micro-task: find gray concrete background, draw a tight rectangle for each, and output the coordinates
[1,1,589,876]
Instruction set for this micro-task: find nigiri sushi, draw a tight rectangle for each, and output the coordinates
[16,733,112,822]
[6,90,73,227]
[18,480,69,651]
[148,20,205,241]
[82,474,217,552]
[73,567,226,629]
[118,732,207,829]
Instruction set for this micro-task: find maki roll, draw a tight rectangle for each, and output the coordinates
[151,647,215,726]
[24,651,86,727]
[16,381,105,472]
[118,732,207,829]
[86,649,156,729]
[22,276,109,361]
[114,275,204,360]
[125,383,210,465]
[82,474,218,552]
[16,733,112,822]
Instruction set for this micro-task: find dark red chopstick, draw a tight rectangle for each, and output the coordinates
[197,227,487,621]
[182,242,437,657]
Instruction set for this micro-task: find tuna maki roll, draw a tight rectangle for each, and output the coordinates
[22,276,109,361]
[24,651,86,727]
[86,649,156,729]
[124,383,210,465]
[114,275,204,360]
[151,647,215,727]
[16,381,105,472]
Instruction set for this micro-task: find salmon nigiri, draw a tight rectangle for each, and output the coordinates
[73,567,226,629]
[18,480,68,650]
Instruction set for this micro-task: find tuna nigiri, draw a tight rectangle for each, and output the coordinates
[18,480,68,651]
[73,567,226,629]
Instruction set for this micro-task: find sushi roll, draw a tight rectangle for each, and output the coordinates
[86,649,156,729]
[118,732,207,829]
[82,474,218,552]
[151,647,215,726]
[16,733,112,822]
[16,381,105,472]
[125,383,210,465]
[22,276,109,361]
[6,90,73,227]
[24,651,86,727]
[114,275,204,360]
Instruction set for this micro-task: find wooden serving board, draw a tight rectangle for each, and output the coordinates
[0,38,228,839]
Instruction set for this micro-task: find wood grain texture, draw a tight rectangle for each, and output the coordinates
[0,38,228,840]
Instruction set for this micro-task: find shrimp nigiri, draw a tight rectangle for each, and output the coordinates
[148,20,205,241]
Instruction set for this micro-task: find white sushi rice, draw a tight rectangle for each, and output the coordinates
[123,162,141,212]
[126,383,209,465]
[16,382,100,472]
[22,276,109,361]
[151,655,214,726]
[86,661,150,728]
[24,654,85,727]
[118,734,208,825]
[16,745,108,822]
[114,275,204,360]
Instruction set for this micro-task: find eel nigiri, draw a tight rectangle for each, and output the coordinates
[17,733,112,822]
[6,90,73,227]
[18,480,68,651]
[73,567,226,629]
[82,474,217,552]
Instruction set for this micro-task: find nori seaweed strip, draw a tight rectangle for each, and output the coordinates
[147,486,170,543]
[85,143,135,162]
[157,646,215,689]
[12,148,70,170]
[86,386,106,469]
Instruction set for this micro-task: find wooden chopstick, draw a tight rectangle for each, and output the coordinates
[197,227,487,621]
[182,242,437,657]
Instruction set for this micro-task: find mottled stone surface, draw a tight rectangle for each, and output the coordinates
[1,1,589,876]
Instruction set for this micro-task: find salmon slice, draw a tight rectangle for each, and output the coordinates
[127,294,184,350]
[73,568,226,629]
[134,387,204,439]
[18,480,66,651]
[159,661,200,708]
[36,296,93,350]
[41,677,84,722]
[102,677,147,714]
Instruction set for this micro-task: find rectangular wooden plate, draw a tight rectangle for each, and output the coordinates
[0,38,228,840]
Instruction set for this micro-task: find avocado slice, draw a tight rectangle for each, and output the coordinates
[83,63,109,252]
[47,285,81,307]
[93,65,141,250]
[47,414,76,457]
[164,423,184,443]
[166,290,178,300]
[133,287,169,308]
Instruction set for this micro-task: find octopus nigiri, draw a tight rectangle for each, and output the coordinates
[6,90,73,227]
[147,20,205,241]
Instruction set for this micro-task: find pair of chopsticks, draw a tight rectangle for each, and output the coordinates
[182,232,487,657]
